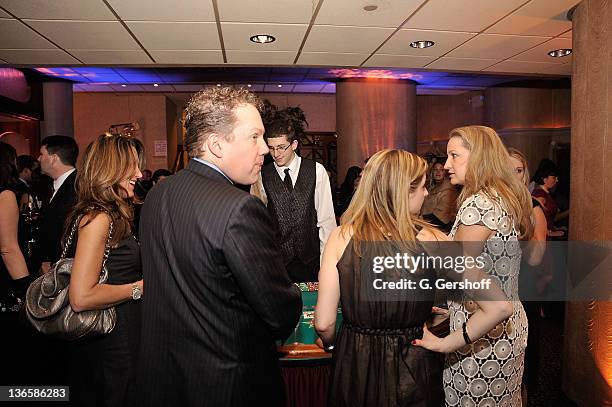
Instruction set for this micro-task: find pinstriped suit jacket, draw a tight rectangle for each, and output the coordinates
[136,159,302,407]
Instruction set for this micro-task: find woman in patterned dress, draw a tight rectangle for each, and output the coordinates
[415,126,533,407]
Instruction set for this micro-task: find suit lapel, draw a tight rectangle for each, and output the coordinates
[47,170,76,209]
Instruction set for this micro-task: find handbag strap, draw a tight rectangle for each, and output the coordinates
[60,211,115,271]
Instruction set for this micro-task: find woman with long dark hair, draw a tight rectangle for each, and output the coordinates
[66,134,144,407]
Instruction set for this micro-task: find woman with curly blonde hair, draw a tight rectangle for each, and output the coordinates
[66,133,144,407]
[416,126,532,407]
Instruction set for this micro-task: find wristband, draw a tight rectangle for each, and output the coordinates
[462,321,472,345]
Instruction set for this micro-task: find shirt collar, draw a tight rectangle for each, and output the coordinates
[274,154,300,175]
[193,157,233,184]
[53,168,75,192]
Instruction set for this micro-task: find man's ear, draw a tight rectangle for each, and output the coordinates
[206,133,223,158]
[291,139,298,151]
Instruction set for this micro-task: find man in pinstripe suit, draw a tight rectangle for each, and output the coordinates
[136,87,302,406]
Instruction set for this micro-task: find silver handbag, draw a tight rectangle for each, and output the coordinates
[25,215,117,341]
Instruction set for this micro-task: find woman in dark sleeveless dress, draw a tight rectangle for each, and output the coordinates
[0,142,32,384]
[315,149,448,407]
[65,133,144,407]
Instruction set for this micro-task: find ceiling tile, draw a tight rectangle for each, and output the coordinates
[0,19,55,49]
[172,84,204,92]
[72,67,115,74]
[77,84,114,91]
[379,29,476,56]
[110,84,145,91]
[485,0,579,37]
[447,34,550,59]
[0,9,12,18]
[559,30,572,38]
[304,25,394,53]
[320,83,336,93]
[222,23,308,51]
[68,50,152,64]
[0,49,80,64]
[72,84,85,91]
[226,51,296,65]
[25,20,140,50]
[243,84,265,92]
[363,54,436,68]
[81,73,125,83]
[141,84,174,91]
[264,83,293,92]
[149,50,223,64]
[426,57,499,71]
[1,0,115,20]
[106,0,215,22]
[218,0,314,24]
[297,52,368,67]
[127,22,219,50]
[316,0,424,28]
[483,60,568,74]
[292,83,325,93]
[510,37,572,63]
[543,63,572,75]
[417,87,470,95]
[404,0,527,32]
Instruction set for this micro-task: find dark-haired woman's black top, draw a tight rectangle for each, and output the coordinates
[69,233,142,407]
[0,184,29,306]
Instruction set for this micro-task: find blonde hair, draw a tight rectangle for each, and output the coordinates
[65,133,141,246]
[340,149,430,251]
[449,126,533,239]
[507,147,530,186]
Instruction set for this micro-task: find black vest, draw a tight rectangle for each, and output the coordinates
[261,158,319,265]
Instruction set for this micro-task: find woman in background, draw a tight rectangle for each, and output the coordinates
[0,141,31,383]
[421,161,459,233]
[335,165,362,217]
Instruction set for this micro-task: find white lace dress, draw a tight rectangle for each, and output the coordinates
[445,193,528,407]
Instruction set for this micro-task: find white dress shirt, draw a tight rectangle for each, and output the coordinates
[51,168,76,201]
[260,155,337,260]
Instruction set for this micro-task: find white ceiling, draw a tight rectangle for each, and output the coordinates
[0,0,577,76]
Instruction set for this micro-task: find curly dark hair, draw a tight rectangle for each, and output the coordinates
[183,87,263,158]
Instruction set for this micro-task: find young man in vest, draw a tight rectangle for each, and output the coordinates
[261,119,336,282]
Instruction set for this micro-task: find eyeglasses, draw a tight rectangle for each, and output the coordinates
[268,144,291,153]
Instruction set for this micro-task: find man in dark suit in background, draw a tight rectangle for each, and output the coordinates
[137,87,302,407]
[36,135,78,273]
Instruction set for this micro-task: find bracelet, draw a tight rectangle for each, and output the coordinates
[462,322,472,345]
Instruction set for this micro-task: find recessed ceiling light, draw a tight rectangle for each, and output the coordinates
[277,84,282,88]
[363,4,378,11]
[121,84,127,87]
[153,83,159,87]
[410,40,435,49]
[247,84,252,87]
[548,48,572,58]
[250,34,276,44]
[216,83,221,87]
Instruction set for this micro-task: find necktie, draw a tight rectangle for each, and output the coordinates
[283,168,293,191]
